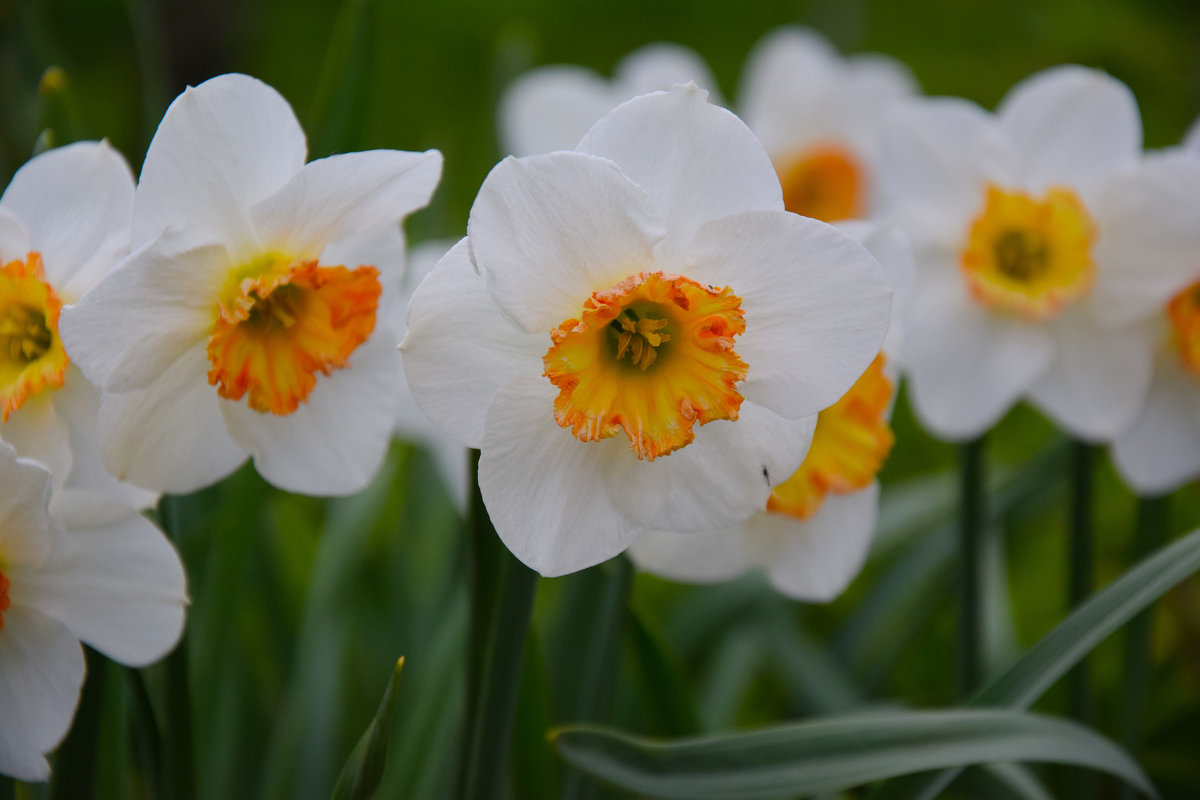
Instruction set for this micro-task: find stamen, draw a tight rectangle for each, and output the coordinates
[0,253,69,421]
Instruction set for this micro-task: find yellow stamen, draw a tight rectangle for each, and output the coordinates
[1167,279,1200,378]
[0,252,69,421]
[776,144,866,222]
[544,271,747,461]
[767,354,894,520]
[961,184,1096,320]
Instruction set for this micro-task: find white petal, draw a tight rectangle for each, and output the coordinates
[577,83,783,267]
[0,209,31,262]
[0,443,55,567]
[1091,151,1200,327]
[97,343,247,493]
[902,264,1054,440]
[220,330,401,496]
[498,66,616,156]
[1026,311,1157,441]
[615,403,817,533]
[467,151,664,332]
[844,53,919,100]
[1111,356,1200,496]
[251,149,441,261]
[1,392,71,489]
[0,606,83,782]
[133,73,307,254]
[399,238,545,448]
[59,232,227,393]
[997,65,1141,192]
[628,525,750,584]
[739,26,841,150]
[686,210,891,419]
[478,374,643,577]
[1185,115,1200,153]
[20,492,185,666]
[321,223,407,299]
[614,43,722,104]
[0,141,134,295]
[752,482,879,602]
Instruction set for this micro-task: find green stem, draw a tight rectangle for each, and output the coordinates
[1116,495,1170,800]
[958,436,986,696]
[49,647,107,800]
[127,668,163,794]
[158,495,195,800]
[1068,442,1095,723]
[457,451,539,800]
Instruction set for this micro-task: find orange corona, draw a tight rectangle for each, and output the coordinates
[776,144,866,222]
[1167,279,1200,378]
[0,252,69,421]
[544,272,747,461]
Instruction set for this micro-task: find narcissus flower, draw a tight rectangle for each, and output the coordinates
[882,66,1159,441]
[499,43,720,156]
[630,225,913,600]
[739,27,916,222]
[0,142,154,509]
[61,74,442,495]
[0,441,186,781]
[402,85,891,576]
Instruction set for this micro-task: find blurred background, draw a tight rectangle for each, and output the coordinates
[3,0,1200,797]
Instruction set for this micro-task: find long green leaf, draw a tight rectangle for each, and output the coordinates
[552,709,1155,799]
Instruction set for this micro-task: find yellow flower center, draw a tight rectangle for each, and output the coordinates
[206,256,381,415]
[0,252,69,422]
[1167,279,1200,378]
[767,353,893,520]
[0,569,9,630]
[776,144,865,222]
[543,271,747,461]
[960,184,1096,320]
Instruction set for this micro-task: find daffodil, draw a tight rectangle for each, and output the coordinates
[499,43,720,156]
[739,27,916,222]
[402,84,891,576]
[629,224,913,600]
[882,66,1159,441]
[0,142,155,509]
[60,74,442,495]
[0,441,186,781]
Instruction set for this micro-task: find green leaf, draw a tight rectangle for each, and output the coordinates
[552,709,1155,799]
[332,657,405,800]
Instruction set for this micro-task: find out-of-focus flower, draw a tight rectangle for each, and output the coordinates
[883,65,1160,441]
[60,74,442,496]
[630,225,913,601]
[739,27,916,222]
[402,84,891,576]
[0,441,186,781]
[499,43,720,156]
[0,142,155,509]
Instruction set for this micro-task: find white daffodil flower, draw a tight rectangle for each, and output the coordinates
[60,74,442,496]
[402,84,891,577]
[882,65,1160,442]
[0,441,186,781]
[499,43,721,156]
[630,224,914,601]
[739,26,917,223]
[0,142,155,509]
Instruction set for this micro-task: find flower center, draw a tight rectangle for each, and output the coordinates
[1167,279,1200,378]
[0,569,9,630]
[960,184,1096,320]
[206,256,381,415]
[767,353,893,520]
[776,144,865,222]
[0,252,68,421]
[543,271,747,461]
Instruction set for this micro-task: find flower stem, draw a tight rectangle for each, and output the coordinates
[957,436,986,697]
[457,451,538,800]
[1068,441,1095,722]
[158,495,195,800]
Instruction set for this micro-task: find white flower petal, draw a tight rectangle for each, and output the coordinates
[478,374,643,577]
[0,605,83,782]
[0,209,31,261]
[220,330,401,496]
[0,443,54,567]
[0,141,134,295]
[321,223,407,299]
[1026,311,1157,441]
[499,66,616,157]
[20,492,185,666]
[739,27,841,149]
[133,73,307,254]
[1185,115,1200,154]
[844,53,919,100]
[615,43,721,103]
[467,151,664,332]
[752,482,879,602]
[686,210,891,419]
[577,83,783,266]
[628,525,751,584]
[1,392,71,490]
[97,343,247,494]
[59,233,227,393]
[996,65,1141,192]
[400,238,545,448]
[1111,358,1200,496]
[251,149,442,261]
